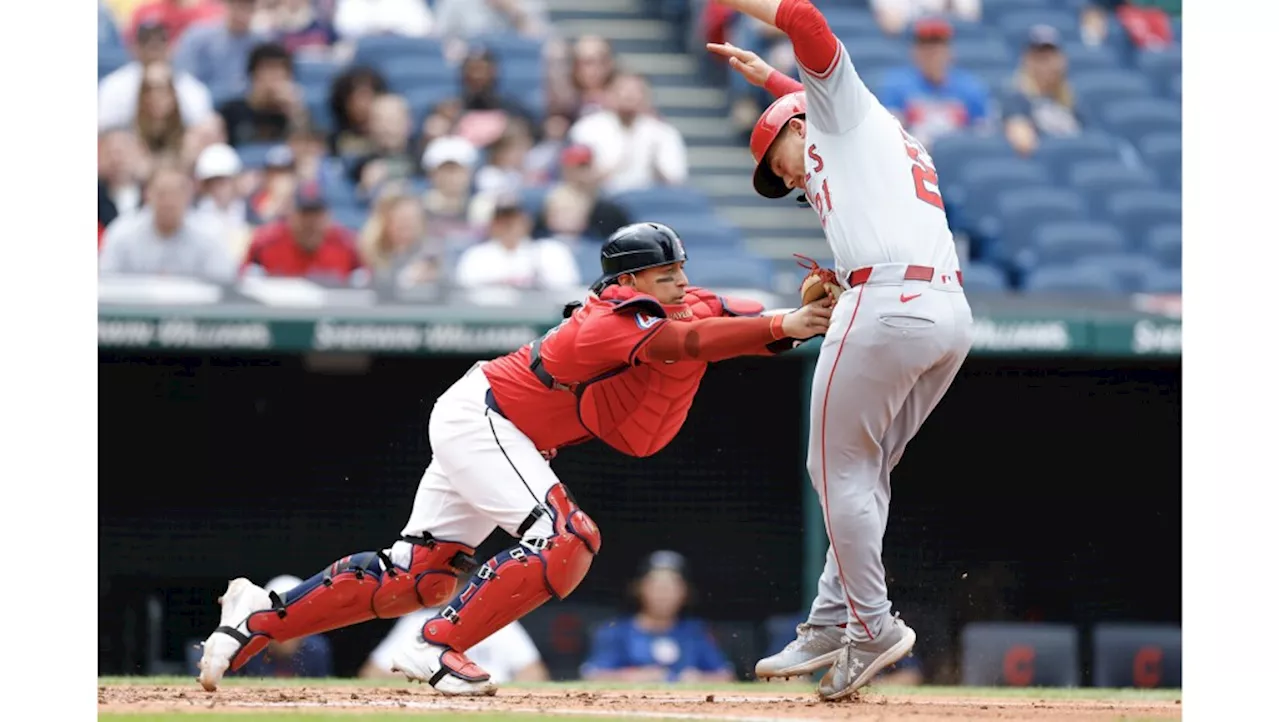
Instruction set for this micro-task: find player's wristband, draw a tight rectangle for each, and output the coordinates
[769,313,785,340]
[765,69,805,98]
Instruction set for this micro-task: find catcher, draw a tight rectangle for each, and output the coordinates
[197,222,832,696]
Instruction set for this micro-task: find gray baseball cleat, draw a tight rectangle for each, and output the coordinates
[754,623,846,679]
[817,615,917,701]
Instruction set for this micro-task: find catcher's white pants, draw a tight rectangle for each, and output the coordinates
[803,265,973,642]
[388,363,560,567]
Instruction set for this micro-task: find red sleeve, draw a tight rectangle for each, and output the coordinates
[638,315,785,364]
[572,310,669,369]
[773,0,840,78]
[765,70,805,99]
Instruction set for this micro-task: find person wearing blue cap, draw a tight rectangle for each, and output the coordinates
[580,551,735,683]
[1001,25,1083,156]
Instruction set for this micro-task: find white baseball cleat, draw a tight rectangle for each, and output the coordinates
[391,640,498,697]
[818,615,917,701]
[755,623,846,679]
[197,577,272,692]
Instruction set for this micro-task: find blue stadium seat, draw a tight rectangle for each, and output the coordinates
[235,143,279,170]
[294,59,341,89]
[651,214,742,248]
[471,34,545,65]
[1071,70,1155,120]
[998,9,1080,42]
[329,205,370,232]
[1137,132,1181,190]
[682,253,773,290]
[305,94,336,134]
[822,7,879,37]
[1076,252,1162,293]
[1141,268,1182,294]
[1022,264,1126,295]
[1106,189,1181,247]
[981,0,1053,25]
[994,187,1088,260]
[1169,73,1180,101]
[1136,47,1182,91]
[521,186,551,216]
[930,135,1019,185]
[845,37,910,73]
[573,243,602,281]
[609,187,712,217]
[1099,99,1182,143]
[1033,132,1124,183]
[99,46,131,80]
[950,38,1015,72]
[947,158,1052,239]
[1067,160,1158,212]
[948,20,1001,41]
[1029,221,1127,267]
[380,58,458,95]
[959,262,1009,292]
[1060,41,1121,73]
[354,35,445,66]
[404,86,461,125]
[1145,224,1181,269]
[1172,18,1182,43]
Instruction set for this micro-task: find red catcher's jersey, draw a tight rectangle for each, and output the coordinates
[482,285,763,456]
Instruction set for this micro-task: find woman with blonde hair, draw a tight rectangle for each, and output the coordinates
[135,63,187,161]
[1002,25,1084,156]
[359,189,441,287]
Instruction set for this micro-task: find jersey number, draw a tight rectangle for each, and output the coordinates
[900,129,945,211]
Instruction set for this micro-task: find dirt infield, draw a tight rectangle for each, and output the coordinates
[98,682,1183,721]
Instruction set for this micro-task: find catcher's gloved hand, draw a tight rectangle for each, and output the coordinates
[795,254,843,305]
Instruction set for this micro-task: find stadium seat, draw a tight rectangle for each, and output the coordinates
[682,253,773,290]
[1023,264,1126,295]
[573,241,603,281]
[99,46,131,80]
[1075,252,1162,293]
[1071,70,1155,120]
[948,158,1053,241]
[1033,132,1124,183]
[960,622,1081,686]
[609,187,713,217]
[472,34,545,65]
[380,58,458,96]
[329,205,370,232]
[1169,73,1180,101]
[1098,99,1182,143]
[1105,189,1181,247]
[1137,132,1181,190]
[930,135,1019,186]
[353,35,445,66]
[1060,41,1121,73]
[1136,47,1182,91]
[981,0,1053,25]
[993,187,1088,261]
[1029,221,1127,267]
[235,143,279,170]
[1092,624,1182,688]
[404,86,461,126]
[959,262,1009,292]
[822,7,879,37]
[998,9,1080,42]
[520,186,551,217]
[294,59,340,89]
[1067,160,1158,211]
[1140,268,1182,294]
[1145,224,1181,268]
[660,216,743,247]
[950,38,1015,72]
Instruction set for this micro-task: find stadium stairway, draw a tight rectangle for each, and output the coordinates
[547,0,831,264]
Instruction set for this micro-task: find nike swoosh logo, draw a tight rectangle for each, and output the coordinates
[900,293,922,303]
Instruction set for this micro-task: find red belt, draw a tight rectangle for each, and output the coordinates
[845,265,963,288]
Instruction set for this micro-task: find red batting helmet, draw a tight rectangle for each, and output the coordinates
[750,91,807,199]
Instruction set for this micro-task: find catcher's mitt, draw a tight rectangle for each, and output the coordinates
[795,254,843,305]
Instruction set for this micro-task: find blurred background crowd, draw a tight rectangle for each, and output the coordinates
[97,0,1181,297]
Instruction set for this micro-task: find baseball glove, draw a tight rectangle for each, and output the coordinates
[795,254,843,305]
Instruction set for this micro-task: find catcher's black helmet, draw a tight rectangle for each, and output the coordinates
[591,222,688,292]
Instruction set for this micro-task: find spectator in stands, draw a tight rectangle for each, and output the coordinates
[135,64,188,160]
[568,73,689,194]
[879,18,990,149]
[327,66,389,157]
[193,143,254,259]
[1080,2,1115,48]
[871,0,982,37]
[526,111,573,183]
[457,47,538,136]
[532,144,630,241]
[359,189,443,287]
[434,0,549,39]
[1002,26,1083,157]
[129,0,224,43]
[98,128,148,228]
[173,0,267,102]
[348,94,420,195]
[334,0,434,40]
[567,35,617,118]
[269,0,338,54]
[287,121,328,184]
[474,117,537,198]
[224,575,335,678]
[581,551,734,683]
[359,607,548,682]
[219,42,305,148]
[244,183,365,281]
[99,162,236,281]
[536,184,593,246]
[100,20,216,132]
[248,145,300,225]
[455,194,580,291]
[420,135,487,249]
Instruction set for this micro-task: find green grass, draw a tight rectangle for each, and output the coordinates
[97,676,1181,702]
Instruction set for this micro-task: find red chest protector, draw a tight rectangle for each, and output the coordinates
[535,285,762,458]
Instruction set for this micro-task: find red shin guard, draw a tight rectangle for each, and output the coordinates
[226,537,477,671]
[423,484,600,653]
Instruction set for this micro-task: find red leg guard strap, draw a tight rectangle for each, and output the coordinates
[422,484,600,653]
[227,536,476,671]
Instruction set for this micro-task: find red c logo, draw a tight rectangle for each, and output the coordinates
[1134,646,1163,688]
[1003,645,1036,686]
